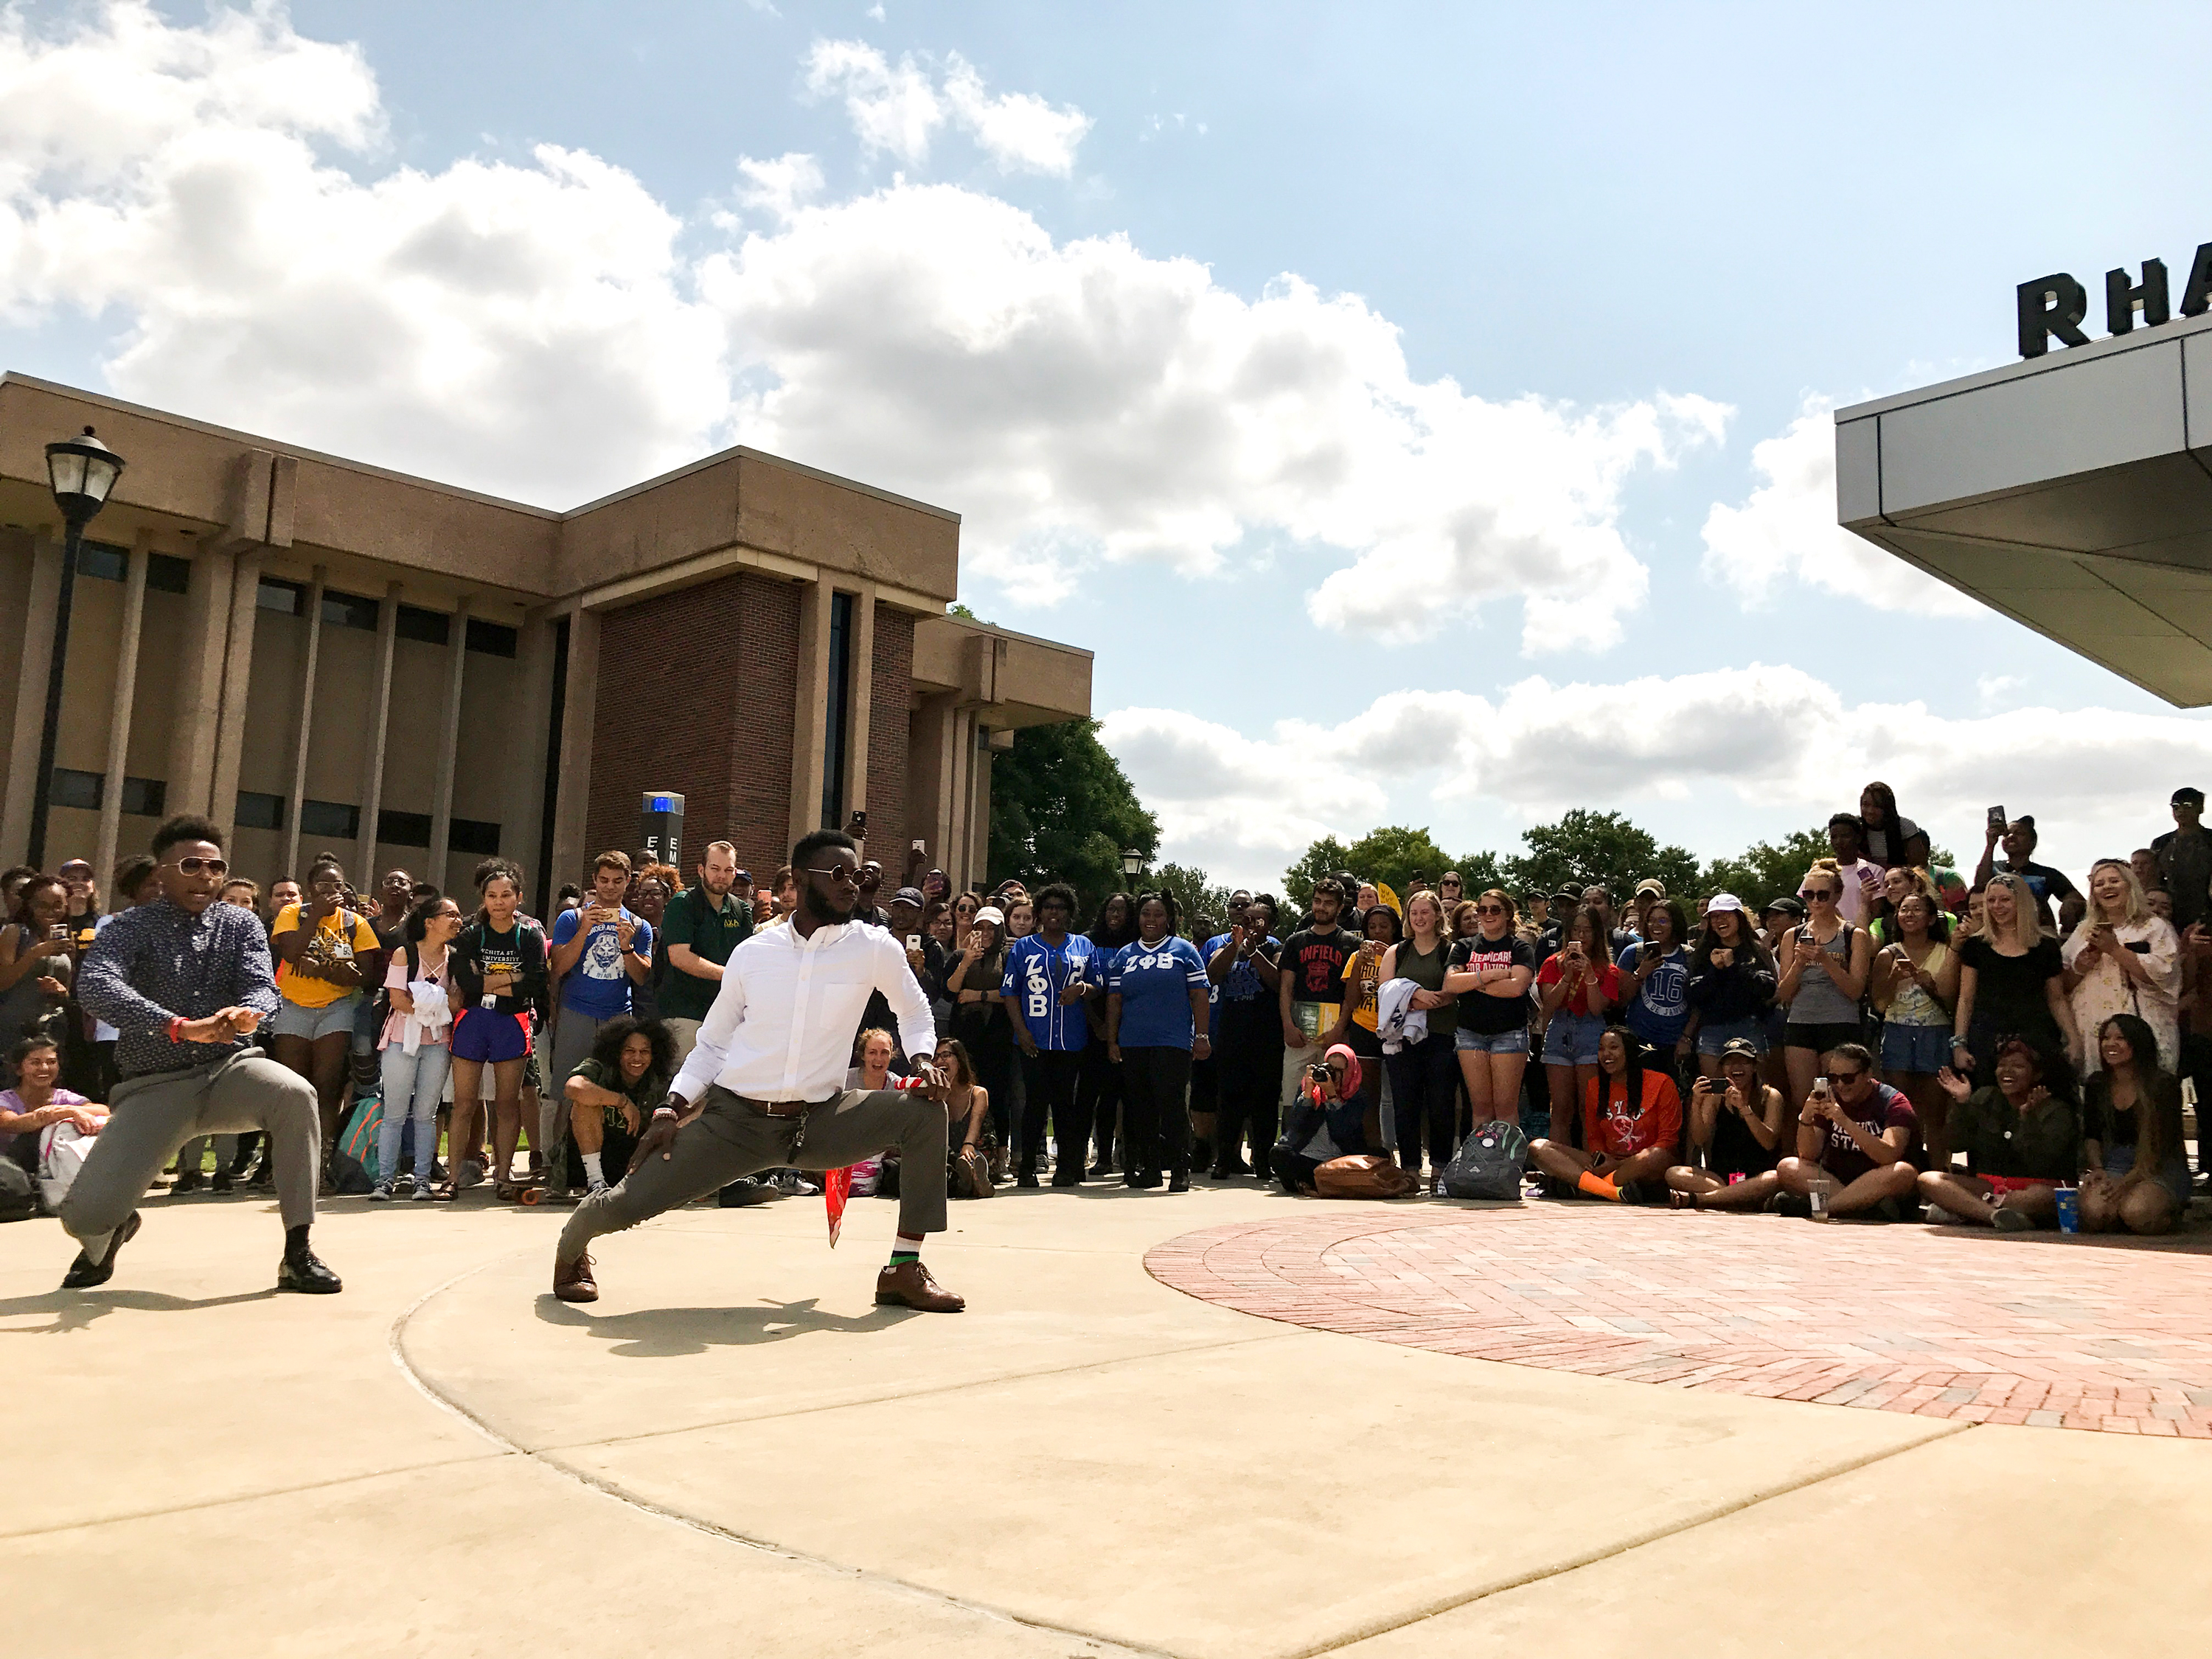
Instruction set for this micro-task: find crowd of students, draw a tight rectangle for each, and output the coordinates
[2,780,2206,1245]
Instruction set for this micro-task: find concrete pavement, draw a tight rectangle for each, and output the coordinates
[3,1178,2207,1657]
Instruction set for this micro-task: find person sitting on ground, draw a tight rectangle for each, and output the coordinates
[936,1036,993,1194]
[1920,1040,2078,1231]
[1664,1037,1787,1209]
[0,1035,105,1211]
[1528,1025,1682,1203]
[1773,1044,1919,1220]
[1271,1042,1368,1195]
[2078,1013,2191,1236]
[1686,894,1775,1078]
[563,1015,675,1196]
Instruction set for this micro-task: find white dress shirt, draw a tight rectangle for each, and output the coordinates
[671,917,936,1105]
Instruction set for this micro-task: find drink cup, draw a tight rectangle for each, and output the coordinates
[1809,1175,1837,1222]
[2054,1186,2079,1234]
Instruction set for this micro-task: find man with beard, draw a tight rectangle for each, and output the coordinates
[550,829,961,1312]
[660,841,754,1070]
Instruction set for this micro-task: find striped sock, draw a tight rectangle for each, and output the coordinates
[888,1231,925,1266]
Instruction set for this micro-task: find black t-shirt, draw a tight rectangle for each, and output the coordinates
[1957,935,2065,1034]
[1996,860,2079,911]
[1449,932,1538,1035]
[1281,926,1359,1011]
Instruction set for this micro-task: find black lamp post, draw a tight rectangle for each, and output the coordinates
[1121,847,1146,887]
[27,426,125,868]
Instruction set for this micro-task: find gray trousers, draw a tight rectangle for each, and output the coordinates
[541,1009,607,1179]
[60,1053,320,1247]
[557,1085,947,1262]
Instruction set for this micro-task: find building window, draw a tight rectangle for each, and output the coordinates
[821,590,854,830]
[451,817,502,856]
[147,552,191,594]
[121,777,166,817]
[235,791,286,830]
[49,768,102,810]
[396,604,450,646]
[465,617,518,658]
[257,578,304,616]
[321,590,380,631]
[74,540,128,582]
[299,799,358,839]
[376,810,433,849]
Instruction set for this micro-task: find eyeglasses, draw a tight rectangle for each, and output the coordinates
[170,856,229,876]
[1801,888,1838,902]
[804,863,862,886]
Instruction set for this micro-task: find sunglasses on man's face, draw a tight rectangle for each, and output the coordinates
[1823,1069,1864,1085]
[171,857,229,877]
[805,863,862,886]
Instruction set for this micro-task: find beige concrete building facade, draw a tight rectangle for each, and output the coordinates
[0,375,1091,905]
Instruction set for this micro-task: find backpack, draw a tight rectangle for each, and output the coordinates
[329,1094,383,1193]
[1312,1154,1421,1199]
[1441,1120,1530,1201]
[35,1120,97,1211]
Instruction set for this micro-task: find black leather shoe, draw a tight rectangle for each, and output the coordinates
[277,1248,344,1294]
[1050,1169,1082,1186]
[1016,1170,1040,1189]
[1126,1170,1161,1189]
[1088,1162,1115,1181]
[1167,1171,1190,1193]
[60,1210,140,1290]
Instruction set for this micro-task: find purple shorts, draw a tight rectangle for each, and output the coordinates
[451,1009,532,1064]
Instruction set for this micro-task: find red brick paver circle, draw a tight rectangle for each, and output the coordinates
[1145,1207,2212,1435]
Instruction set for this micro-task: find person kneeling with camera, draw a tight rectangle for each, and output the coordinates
[1270,1044,1368,1195]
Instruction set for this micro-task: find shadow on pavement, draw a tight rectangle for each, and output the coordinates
[0,1285,280,1334]
[532,1294,917,1357]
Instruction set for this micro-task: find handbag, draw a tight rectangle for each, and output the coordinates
[1312,1154,1420,1199]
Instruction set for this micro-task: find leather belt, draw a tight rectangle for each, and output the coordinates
[734,1094,827,1119]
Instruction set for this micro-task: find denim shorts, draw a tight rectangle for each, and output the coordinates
[1543,1012,1606,1067]
[1696,1018,1767,1057]
[2104,1143,2194,1206]
[1880,1022,1951,1074]
[268,993,360,1043]
[1455,1026,1528,1055]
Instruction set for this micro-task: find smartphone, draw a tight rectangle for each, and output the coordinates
[846,810,869,835]
[906,933,921,950]
[1986,804,2007,832]
[911,838,925,852]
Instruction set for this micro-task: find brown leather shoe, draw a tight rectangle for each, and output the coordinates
[874,1259,964,1312]
[553,1251,598,1304]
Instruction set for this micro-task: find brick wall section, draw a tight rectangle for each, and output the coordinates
[865,607,914,867]
[584,571,800,885]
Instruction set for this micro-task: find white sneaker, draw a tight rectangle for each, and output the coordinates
[586,1179,608,1197]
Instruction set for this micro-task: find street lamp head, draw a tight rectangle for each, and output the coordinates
[1121,848,1145,879]
[45,426,125,529]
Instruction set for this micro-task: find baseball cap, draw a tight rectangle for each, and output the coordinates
[974,905,1006,928]
[1764,895,1805,918]
[891,886,925,907]
[1550,888,1578,905]
[2175,787,2205,807]
[1718,1037,1761,1061]
[1633,878,1666,897]
[1704,892,1747,915]
[58,858,91,875]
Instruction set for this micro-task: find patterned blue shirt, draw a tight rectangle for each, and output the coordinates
[999,931,1095,1051]
[76,900,280,1079]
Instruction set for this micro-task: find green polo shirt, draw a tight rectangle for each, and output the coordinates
[655,885,751,1021]
[1950,1086,2079,1181]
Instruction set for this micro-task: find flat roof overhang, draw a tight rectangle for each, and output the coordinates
[1836,313,2212,706]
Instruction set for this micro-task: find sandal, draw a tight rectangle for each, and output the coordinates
[1668,1189,1700,1211]
[428,1181,460,1203]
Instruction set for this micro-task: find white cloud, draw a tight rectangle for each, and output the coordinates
[1105,667,2210,888]
[802,39,1091,176]
[1701,397,1982,616]
[0,6,1719,653]
[703,181,1725,645]
[0,1,730,504]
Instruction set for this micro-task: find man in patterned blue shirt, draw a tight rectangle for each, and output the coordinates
[999,883,1095,1188]
[61,815,340,1294]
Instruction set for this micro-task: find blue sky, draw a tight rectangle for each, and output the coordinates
[6,1,2211,888]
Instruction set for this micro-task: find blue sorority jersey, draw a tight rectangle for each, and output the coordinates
[1109,936,1210,1050]
[999,932,1095,1051]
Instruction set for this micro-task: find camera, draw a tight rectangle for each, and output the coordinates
[1306,1062,1332,1084]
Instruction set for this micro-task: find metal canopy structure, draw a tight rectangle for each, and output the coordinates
[1834,311,2212,706]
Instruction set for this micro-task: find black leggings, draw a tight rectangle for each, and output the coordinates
[1119,1046,1192,1178]
[1386,1037,1459,1172]
[1212,1012,1282,1169]
[1020,1047,1083,1174]
[1075,1040,1123,1166]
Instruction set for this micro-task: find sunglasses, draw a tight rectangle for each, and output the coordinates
[1475,903,1506,915]
[1801,888,1838,902]
[170,856,229,876]
[1821,1069,1864,1084]
[804,863,862,886]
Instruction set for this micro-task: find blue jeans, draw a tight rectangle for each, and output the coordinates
[377,1041,452,1183]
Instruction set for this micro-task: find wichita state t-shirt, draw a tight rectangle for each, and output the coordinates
[1280,925,1360,1040]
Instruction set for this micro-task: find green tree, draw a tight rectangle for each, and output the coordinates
[1700,827,1833,912]
[1279,835,1355,912]
[1502,810,1700,903]
[1151,862,1233,933]
[987,719,1159,914]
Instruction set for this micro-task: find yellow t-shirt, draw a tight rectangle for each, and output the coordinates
[272,903,380,1009]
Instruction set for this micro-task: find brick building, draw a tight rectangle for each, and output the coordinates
[0,375,1092,907]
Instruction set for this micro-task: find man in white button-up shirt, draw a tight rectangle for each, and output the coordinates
[552,829,964,1312]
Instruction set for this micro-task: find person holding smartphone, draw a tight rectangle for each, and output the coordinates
[0,874,77,1076]
[2061,859,2180,1074]
[1533,905,1619,1149]
[544,852,655,1195]
[999,882,1093,1186]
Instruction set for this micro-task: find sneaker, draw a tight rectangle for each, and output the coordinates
[368,1181,394,1203]
[456,1159,487,1189]
[1991,1206,2034,1232]
[1615,1180,1649,1206]
[1016,1170,1040,1189]
[411,1180,436,1203]
[585,1179,608,1197]
[1766,1192,1813,1219]
[211,1170,232,1194]
[776,1171,820,1197]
